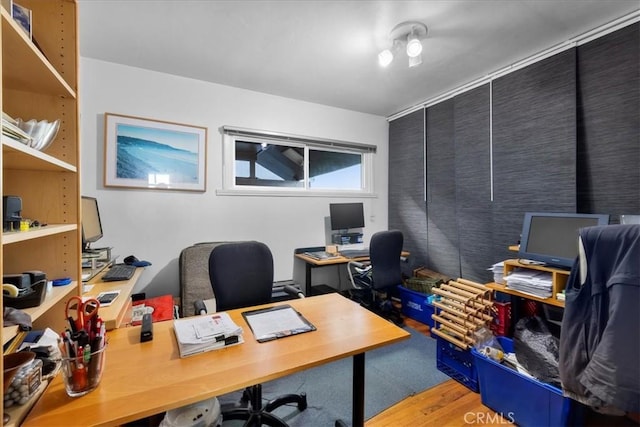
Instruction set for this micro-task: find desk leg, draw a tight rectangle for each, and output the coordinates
[305,263,312,295]
[353,352,365,427]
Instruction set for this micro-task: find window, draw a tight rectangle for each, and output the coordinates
[221,126,376,195]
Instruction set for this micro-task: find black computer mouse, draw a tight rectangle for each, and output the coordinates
[124,255,139,265]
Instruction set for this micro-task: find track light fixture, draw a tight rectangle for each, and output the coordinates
[378,21,428,68]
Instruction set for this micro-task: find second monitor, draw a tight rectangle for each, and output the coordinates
[329,202,364,245]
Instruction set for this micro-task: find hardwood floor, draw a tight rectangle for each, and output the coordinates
[366,317,513,427]
[366,315,639,427]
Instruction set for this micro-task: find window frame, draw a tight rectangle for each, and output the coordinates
[219,126,376,197]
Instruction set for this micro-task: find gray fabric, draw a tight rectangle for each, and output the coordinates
[179,242,227,318]
[426,99,461,279]
[389,109,428,272]
[559,224,640,412]
[387,23,638,284]
[576,23,640,217]
[454,84,493,283]
[492,48,577,264]
[3,306,32,329]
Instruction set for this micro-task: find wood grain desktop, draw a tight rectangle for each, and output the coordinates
[22,293,409,427]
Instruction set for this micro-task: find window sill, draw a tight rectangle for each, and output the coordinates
[215,188,378,198]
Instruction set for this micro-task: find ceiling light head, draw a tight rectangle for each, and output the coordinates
[378,49,394,67]
[380,21,428,68]
[406,29,423,58]
[408,54,422,68]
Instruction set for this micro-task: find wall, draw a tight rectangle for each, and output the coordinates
[80,57,389,297]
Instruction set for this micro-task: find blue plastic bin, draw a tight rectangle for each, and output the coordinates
[435,335,479,392]
[472,337,570,426]
[398,286,434,327]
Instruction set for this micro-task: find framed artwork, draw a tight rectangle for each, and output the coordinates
[104,113,207,191]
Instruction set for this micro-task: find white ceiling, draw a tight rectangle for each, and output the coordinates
[78,1,639,118]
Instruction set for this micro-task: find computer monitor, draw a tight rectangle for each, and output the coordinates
[329,202,365,231]
[81,196,104,252]
[620,214,640,225]
[518,212,610,269]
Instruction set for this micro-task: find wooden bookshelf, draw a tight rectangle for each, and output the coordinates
[1,2,80,416]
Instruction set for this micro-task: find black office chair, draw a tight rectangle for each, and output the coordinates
[347,230,405,325]
[203,241,308,427]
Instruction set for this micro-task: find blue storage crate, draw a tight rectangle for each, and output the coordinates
[398,286,434,327]
[435,335,479,392]
[472,337,572,426]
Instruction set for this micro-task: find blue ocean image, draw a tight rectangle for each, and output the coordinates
[115,124,200,184]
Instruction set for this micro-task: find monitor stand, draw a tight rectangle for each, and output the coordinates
[82,247,116,282]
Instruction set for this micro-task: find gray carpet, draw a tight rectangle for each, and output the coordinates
[219,326,449,426]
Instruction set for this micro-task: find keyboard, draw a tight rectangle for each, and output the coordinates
[303,251,339,260]
[340,249,370,258]
[102,264,136,282]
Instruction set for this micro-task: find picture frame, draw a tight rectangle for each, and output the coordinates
[11,1,32,40]
[104,113,207,192]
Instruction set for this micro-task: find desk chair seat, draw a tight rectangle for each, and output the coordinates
[207,241,307,427]
[347,230,404,325]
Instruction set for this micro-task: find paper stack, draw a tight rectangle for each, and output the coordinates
[173,312,243,358]
[504,268,553,298]
[2,112,31,145]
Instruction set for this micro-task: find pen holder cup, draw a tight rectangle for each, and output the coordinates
[60,345,106,397]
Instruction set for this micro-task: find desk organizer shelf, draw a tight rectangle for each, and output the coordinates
[486,259,569,308]
[430,278,493,392]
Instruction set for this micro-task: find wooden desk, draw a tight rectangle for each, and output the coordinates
[82,267,145,330]
[295,251,410,293]
[22,293,410,427]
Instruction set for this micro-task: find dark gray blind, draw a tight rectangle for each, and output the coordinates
[426,100,460,279]
[454,84,493,282]
[388,109,427,271]
[492,48,577,263]
[577,23,639,220]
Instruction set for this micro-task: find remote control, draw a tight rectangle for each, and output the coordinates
[140,313,153,342]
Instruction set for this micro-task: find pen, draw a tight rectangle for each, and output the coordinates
[73,346,88,391]
[84,344,91,363]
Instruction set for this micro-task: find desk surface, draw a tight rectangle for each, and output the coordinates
[23,293,409,427]
[295,250,410,266]
[83,267,144,330]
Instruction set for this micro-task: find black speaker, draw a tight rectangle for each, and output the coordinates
[3,195,22,231]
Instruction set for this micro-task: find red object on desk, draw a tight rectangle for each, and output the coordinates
[131,295,174,325]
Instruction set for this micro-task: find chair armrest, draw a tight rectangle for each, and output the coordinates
[347,261,372,290]
[283,284,305,299]
[193,298,217,315]
[348,260,368,269]
[194,300,207,315]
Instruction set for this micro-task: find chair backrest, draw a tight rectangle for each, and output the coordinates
[179,242,227,317]
[209,241,274,311]
[369,230,404,289]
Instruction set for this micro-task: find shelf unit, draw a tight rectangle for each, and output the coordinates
[1,0,80,406]
[486,259,569,308]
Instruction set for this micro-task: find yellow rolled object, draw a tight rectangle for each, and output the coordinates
[3,283,20,297]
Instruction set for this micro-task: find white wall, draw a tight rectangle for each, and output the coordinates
[80,57,389,298]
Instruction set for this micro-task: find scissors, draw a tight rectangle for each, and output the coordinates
[65,296,100,332]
